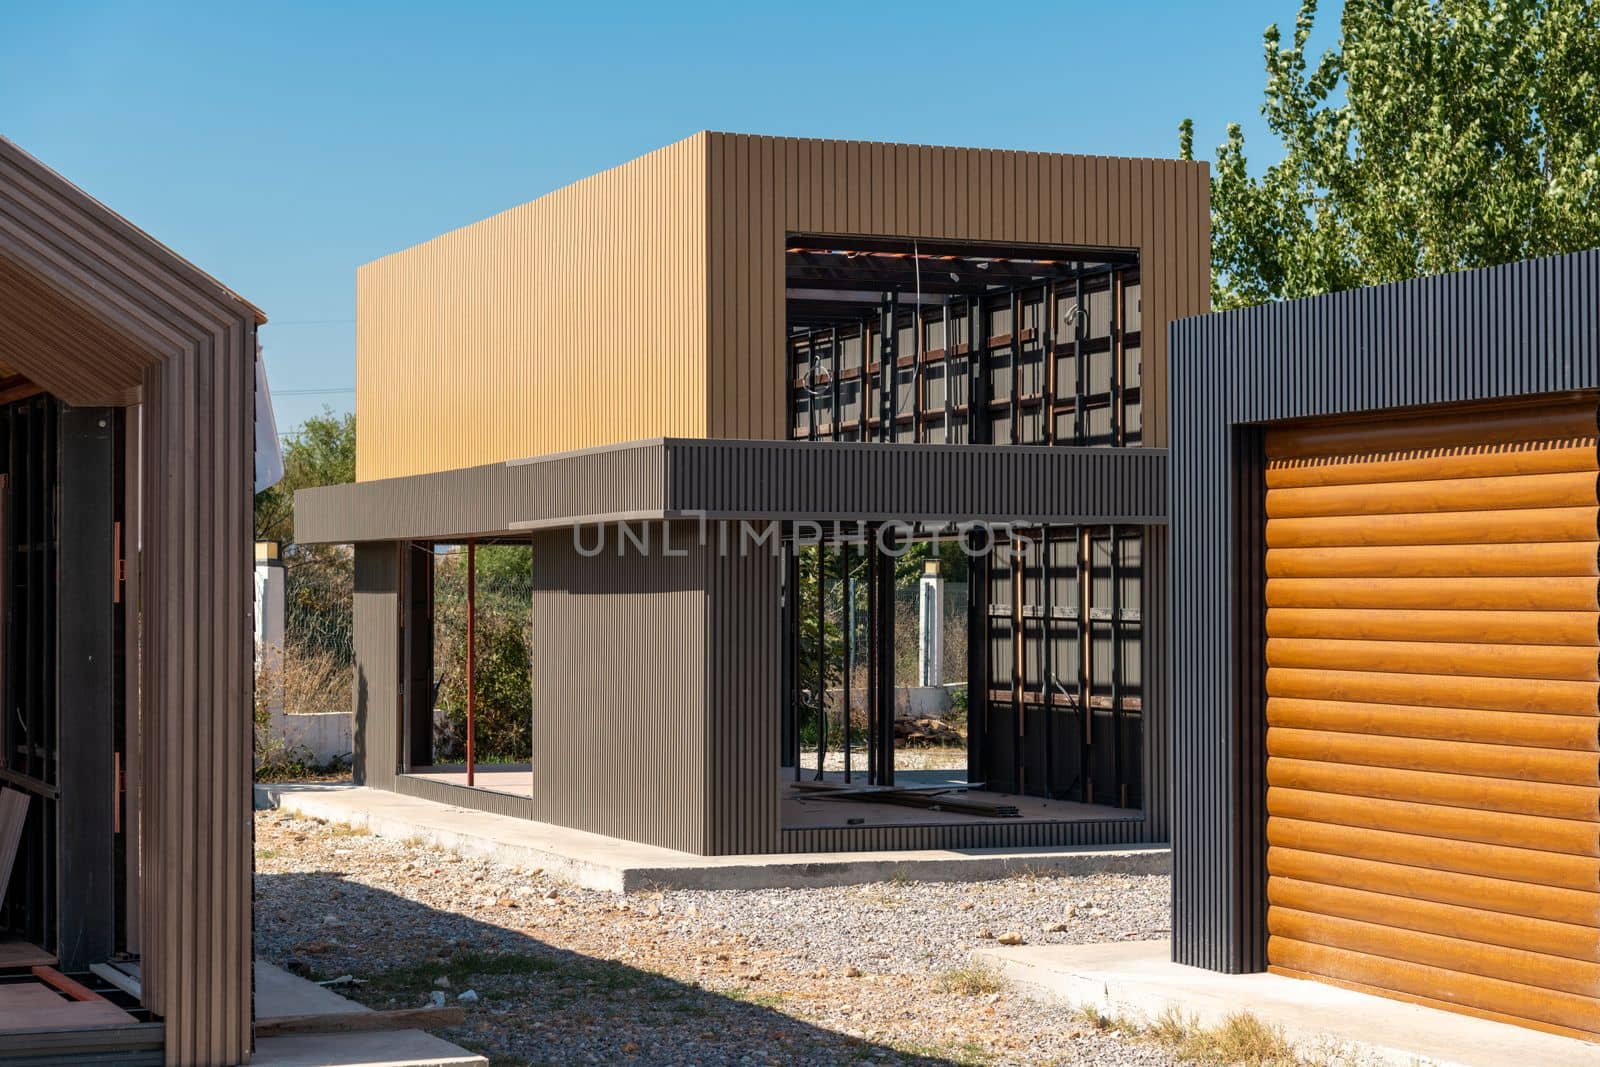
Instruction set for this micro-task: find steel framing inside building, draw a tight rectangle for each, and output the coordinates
[1169,250,1600,1041]
[297,132,1210,856]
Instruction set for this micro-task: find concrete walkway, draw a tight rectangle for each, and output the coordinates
[256,782,1168,892]
[979,939,1600,1067]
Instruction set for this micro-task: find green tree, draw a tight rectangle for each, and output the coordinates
[1181,0,1600,309]
[255,406,357,543]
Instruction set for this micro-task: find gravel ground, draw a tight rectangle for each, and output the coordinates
[254,811,1178,1066]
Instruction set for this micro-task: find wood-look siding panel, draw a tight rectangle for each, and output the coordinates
[704,134,1209,449]
[1260,400,1600,1039]
[357,135,709,481]
[0,135,262,1066]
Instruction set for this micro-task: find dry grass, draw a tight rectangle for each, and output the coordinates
[936,959,1008,997]
[1142,1005,1309,1065]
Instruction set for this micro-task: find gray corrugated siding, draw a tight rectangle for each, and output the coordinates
[297,439,1168,544]
[352,544,400,791]
[530,526,711,852]
[703,543,782,854]
[665,440,1167,523]
[1168,250,1600,974]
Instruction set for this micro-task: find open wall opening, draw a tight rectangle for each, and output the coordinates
[786,235,1141,445]
[778,236,1146,834]
[779,523,1143,832]
[398,539,534,799]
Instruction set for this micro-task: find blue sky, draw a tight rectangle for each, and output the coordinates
[2,2,1339,432]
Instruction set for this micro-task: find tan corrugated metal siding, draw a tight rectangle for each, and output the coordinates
[357,134,709,481]
[705,133,1210,447]
[356,133,1207,481]
[0,136,261,1066]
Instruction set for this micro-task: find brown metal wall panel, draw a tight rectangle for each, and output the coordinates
[352,543,401,792]
[0,136,261,1066]
[356,134,709,481]
[530,527,709,853]
[707,134,1211,448]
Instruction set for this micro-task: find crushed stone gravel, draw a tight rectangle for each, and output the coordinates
[254,811,1178,1066]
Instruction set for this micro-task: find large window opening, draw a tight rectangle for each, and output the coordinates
[786,235,1141,446]
[779,235,1146,832]
[399,540,534,799]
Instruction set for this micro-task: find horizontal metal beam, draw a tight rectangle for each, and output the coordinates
[295,438,1169,544]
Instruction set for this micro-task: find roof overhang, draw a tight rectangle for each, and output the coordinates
[294,438,1169,544]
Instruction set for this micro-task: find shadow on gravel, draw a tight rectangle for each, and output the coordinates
[255,870,963,1067]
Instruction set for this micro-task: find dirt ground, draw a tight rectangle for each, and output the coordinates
[253,811,1177,1066]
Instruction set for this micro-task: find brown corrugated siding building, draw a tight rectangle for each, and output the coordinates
[0,137,258,1065]
[300,130,1210,856]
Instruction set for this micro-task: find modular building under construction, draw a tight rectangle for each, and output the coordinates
[296,131,1211,854]
[297,133,1600,1046]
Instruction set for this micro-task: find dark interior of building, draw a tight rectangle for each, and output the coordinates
[779,236,1146,831]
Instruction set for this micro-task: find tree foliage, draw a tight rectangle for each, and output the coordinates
[254,406,356,543]
[1182,0,1600,309]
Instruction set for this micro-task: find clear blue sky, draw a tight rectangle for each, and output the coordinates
[2,2,1338,433]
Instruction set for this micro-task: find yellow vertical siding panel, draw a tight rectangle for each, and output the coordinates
[357,134,709,480]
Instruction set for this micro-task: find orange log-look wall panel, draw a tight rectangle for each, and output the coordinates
[1262,397,1600,1042]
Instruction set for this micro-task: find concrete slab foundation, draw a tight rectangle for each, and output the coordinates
[256,782,1168,893]
[251,962,485,1067]
[979,939,1600,1067]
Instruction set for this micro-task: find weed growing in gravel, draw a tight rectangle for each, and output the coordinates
[1071,1001,1139,1034]
[1142,1005,1304,1066]
[936,959,1007,996]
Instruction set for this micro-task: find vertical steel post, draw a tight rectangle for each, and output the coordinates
[830,326,841,441]
[865,540,878,784]
[814,543,826,781]
[844,543,856,783]
[466,540,477,787]
[875,525,896,788]
[941,301,953,442]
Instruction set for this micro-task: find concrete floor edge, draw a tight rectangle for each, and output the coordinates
[977,939,1600,1067]
[254,782,1170,893]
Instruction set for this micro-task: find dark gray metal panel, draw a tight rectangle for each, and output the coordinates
[352,543,400,792]
[780,816,1151,853]
[400,544,434,770]
[664,440,1168,524]
[529,526,709,853]
[703,543,782,855]
[296,440,1170,545]
[393,773,533,820]
[55,405,117,970]
[296,441,667,544]
[1167,250,1600,974]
